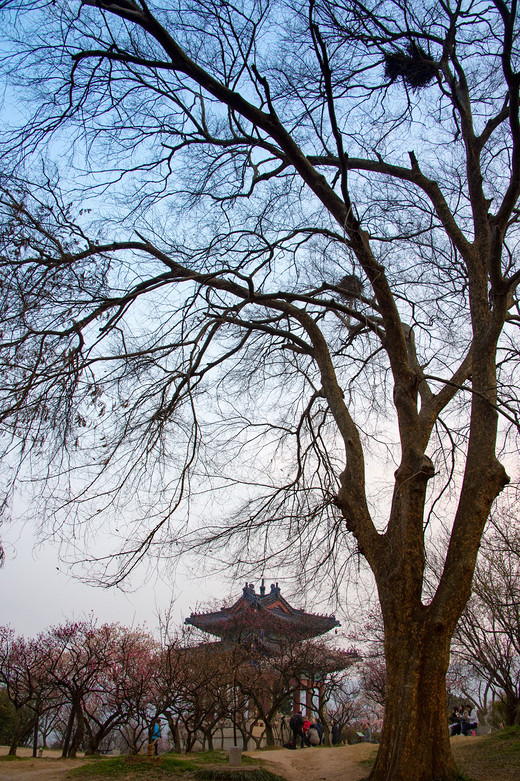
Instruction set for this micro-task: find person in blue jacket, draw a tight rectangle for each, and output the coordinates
[152,721,161,755]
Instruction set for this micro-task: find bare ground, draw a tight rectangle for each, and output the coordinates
[246,743,377,781]
[0,745,377,781]
[0,744,377,781]
[0,748,84,781]
[0,736,516,781]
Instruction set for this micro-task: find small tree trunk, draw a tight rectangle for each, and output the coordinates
[264,719,275,747]
[370,618,458,781]
[8,711,33,756]
[85,725,111,755]
[165,714,182,753]
[62,705,75,759]
[83,728,98,756]
[185,728,196,753]
[8,736,18,756]
[32,713,39,757]
[239,726,249,751]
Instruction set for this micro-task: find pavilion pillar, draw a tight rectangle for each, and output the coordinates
[318,681,326,718]
[292,686,300,713]
[305,681,313,717]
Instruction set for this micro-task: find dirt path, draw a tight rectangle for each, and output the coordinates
[0,745,377,781]
[245,744,377,781]
[0,758,84,781]
[0,746,375,781]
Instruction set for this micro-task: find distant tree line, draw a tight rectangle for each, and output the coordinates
[0,619,366,756]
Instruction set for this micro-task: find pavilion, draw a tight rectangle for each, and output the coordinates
[186,580,340,648]
[185,580,354,718]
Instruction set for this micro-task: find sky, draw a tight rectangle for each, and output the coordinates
[0,510,358,646]
[0,519,234,639]
[0,517,339,642]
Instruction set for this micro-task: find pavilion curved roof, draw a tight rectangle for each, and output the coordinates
[185,581,340,642]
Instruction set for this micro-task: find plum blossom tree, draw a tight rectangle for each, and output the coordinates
[81,625,157,755]
[38,619,155,757]
[0,627,58,756]
[2,1,520,778]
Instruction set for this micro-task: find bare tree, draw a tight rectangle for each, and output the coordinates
[453,510,520,726]
[327,679,375,744]
[1,1,520,778]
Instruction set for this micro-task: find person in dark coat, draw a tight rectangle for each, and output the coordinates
[289,711,305,748]
[448,707,461,736]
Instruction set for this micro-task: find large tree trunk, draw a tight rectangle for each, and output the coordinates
[370,615,457,781]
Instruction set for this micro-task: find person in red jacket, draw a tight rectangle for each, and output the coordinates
[302,717,311,745]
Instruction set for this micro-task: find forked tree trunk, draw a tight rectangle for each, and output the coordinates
[370,615,457,781]
[68,706,84,758]
[185,728,196,753]
[202,727,213,750]
[165,714,182,753]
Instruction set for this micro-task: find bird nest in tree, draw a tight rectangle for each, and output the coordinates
[384,43,437,89]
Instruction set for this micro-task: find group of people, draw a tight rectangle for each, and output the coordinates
[448,704,478,737]
[287,712,324,748]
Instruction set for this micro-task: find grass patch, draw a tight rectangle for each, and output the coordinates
[69,755,202,778]
[68,751,258,779]
[452,727,520,781]
[70,757,164,777]
[488,726,520,744]
[184,751,255,766]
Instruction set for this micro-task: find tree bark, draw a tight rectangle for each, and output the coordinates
[239,726,249,751]
[185,728,196,753]
[202,727,213,750]
[84,723,114,755]
[370,616,457,781]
